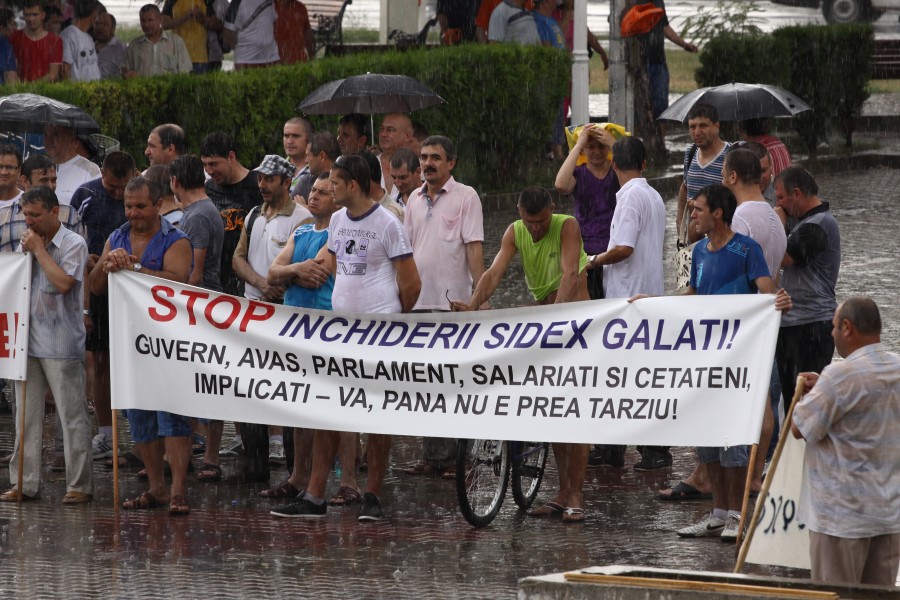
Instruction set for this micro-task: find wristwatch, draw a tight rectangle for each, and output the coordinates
[133,262,143,272]
[83,309,92,317]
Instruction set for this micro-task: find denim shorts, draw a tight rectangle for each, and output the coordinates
[696,444,750,468]
[127,409,192,443]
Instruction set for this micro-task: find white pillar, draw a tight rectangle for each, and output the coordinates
[608,0,634,130]
[379,0,419,44]
[570,0,590,126]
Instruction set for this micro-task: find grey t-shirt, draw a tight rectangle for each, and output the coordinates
[180,197,225,292]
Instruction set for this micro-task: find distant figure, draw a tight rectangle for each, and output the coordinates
[437,0,476,44]
[122,4,192,78]
[274,0,313,64]
[60,0,100,81]
[638,0,698,119]
[93,12,127,79]
[223,0,279,69]
[0,7,17,85]
[161,0,221,73]
[792,297,900,586]
[488,0,540,45]
[9,0,62,82]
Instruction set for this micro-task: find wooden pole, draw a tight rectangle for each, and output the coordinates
[734,376,807,573]
[16,380,26,504]
[112,409,119,509]
[734,443,759,548]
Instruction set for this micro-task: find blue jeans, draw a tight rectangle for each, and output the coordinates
[127,409,191,443]
[646,62,670,119]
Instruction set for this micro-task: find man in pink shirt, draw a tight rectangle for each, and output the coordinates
[401,135,484,477]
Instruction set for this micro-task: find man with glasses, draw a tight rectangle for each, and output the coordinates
[270,154,420,521]
[0,145,23,210]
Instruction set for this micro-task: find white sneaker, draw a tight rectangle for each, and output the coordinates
[720,514,741,543]
[92,434,113,460]
[676,512,726,538]
[219,436,244,457]
[268,440,286,464]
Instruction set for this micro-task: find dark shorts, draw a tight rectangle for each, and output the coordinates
[697,444,750,468]
[85,294,110,352]
[776,321,835,412]
[127,409,192,443]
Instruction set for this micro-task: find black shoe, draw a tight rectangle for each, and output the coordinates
[270,493,326,518]
[633,449,672,471]
[588,445,625,468]
[358,492,383,522]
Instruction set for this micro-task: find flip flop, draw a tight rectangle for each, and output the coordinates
[197,463,222,482]
[657,481,712,502]
[328,485,362,506]
[122,491,161,510]
[402,462,437,476]
[259,480,300,499]
[527,501,565,517]
[562,507,585,523]
[169,495,190,515]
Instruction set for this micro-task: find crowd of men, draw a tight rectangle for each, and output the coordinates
[0,97,896,586]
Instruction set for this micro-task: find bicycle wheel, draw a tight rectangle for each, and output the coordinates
[456,439,509,528]
[511,441,548,509]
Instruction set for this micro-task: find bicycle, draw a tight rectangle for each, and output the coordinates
[455,439,550,528]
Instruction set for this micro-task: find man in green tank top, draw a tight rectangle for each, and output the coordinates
[451,186,591,522]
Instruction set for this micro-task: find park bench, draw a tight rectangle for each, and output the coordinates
[873,39,900,79]
[305,0,353,54]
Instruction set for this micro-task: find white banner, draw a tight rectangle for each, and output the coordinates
[0,253,31,381]
[109,272,780,445]
[744,432,811,569]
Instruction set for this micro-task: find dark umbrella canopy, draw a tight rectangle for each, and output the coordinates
[297,74,445,115]
[658,83,812,123]
[0,93,101,133]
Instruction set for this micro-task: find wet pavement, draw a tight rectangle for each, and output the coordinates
[1,168,898,598]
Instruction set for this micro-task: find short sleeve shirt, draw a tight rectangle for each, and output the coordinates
[690,232,769,295]
[61,25,101,81]
[179,198,224,291]
[327,204,413,314]
[71,177,127,256]
[488,1,541,45]
[684,143,730,200]
[731,200,787,279]
[224,0,280,64]
[205,172,263,296]
[10,30,62,82]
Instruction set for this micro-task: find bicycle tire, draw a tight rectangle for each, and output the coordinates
[511,441,548,509]
[455,439,509,528]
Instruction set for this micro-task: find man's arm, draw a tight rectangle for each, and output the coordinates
[465,240,484,288]
[676,182,688,238]
[20,230,77,294]
[394,256,421,313]
[232,253,284,301]
[188,247,207,286]
[590,245,633,269]
[588,30,609,70]
[452,223,517,311]
[663,25,698,52]
[157,237,192,283]
[554,218,585,304]
[268,236,332,288]
[89,240,116,295]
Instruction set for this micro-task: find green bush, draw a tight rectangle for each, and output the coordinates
[694,24,872,156]
[15,45,570,192]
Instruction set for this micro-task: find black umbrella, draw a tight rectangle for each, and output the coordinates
[0,93,101,134]
[658,83,811,123]
[297,73,445,115]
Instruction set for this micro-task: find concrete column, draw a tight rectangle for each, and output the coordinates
[380,0,419,43]
[571,0,590,126]
[608,0,634,130]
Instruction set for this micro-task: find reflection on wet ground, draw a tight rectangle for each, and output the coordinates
[0,169,897,598]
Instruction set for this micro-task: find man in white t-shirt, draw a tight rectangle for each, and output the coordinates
[60,0,100,81]
[223,0,279,69]
[270,154,420,521]
[0,145,24,209]
[42,125,101,206]
[488,0,540,45]
[232,154,312,302]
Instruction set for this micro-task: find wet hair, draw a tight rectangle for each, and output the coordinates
[420,135,457,162]
[139,3,160,15]
[152,124,187,155]
[517,186,553,215]
[339,113,370,143]
[390,147,419,172]
[687,103,719,124]
[101,151,136,179]
[695,183,736,225]
[731,140,768,160]
[774,166,818,197]
[23,0,43,11]
[0,143,22,169]
[412,121,429,143]
[286,116,313,140]
[611,136,645,172]
[125,176,162,204]
[21,186,59,212]
[316,171,330,182]
[837,296,882,336]
[168,155,205,190]
[200,131,236,159]
[355,150,381,185]
[740,117,770,137]
[331,154,370,190]
[144,164,173,197]
[22,154,54,180]
[724,147,761,185]
[309,131,340,161]
[73,0,97,19]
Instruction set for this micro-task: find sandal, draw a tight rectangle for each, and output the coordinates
[440,466,457,480]
[62,491,92,505]
[527,501,565,517]
[197,463,222,482]
[258,480,300,499]
[104,451,143,470]
[657,481,712,502]
[328,485,361,506]
[562,507,585,523]
[122,491,160,510]
[402,462,437,476]
[169,495,190,515]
